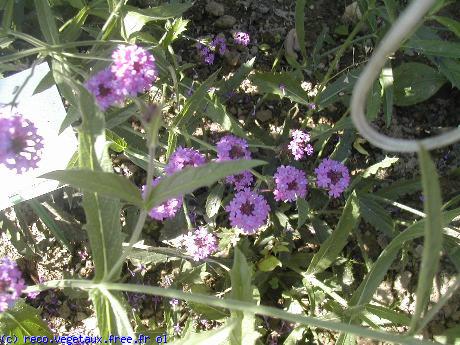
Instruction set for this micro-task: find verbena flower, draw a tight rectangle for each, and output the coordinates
[226,188,270,234]
[85,69,123,110]
[233,32,250,46]
[196,43,215,65]
[0,258,25,312]
[143,178,182,221]
[216,135,251,161]
[184,227,218,261]
[165,147,206,175]
[273,165,307,202]
[226,170,253,191]
[288,129,314,161]
[0,110,44,174]
[211,36,227,55]
[111,45,157,96]
[315,158,350,198]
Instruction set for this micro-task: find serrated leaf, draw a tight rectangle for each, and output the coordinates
[145,160,266,210]
[357,193,395,236]
[393,63,447,106]
[306,193,360,275]
[206,183,225,218]
[160,17,189,47]
[123,2,192,37]
[41,170,143,207]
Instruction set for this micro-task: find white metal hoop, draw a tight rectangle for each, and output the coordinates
[350,0,460,152]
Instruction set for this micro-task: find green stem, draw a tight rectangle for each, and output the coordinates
[26,279,435,345]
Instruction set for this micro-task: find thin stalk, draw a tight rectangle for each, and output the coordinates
[27,279,437,345]
[106,143,155,281]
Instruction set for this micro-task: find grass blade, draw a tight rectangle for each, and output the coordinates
[409,145,444,332]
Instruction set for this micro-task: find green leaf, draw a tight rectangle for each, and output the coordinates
[90,288,134,338]
[145,160,266,210]
[283,327,305,345]
[217,57,255,98]
[357,193,395,237]
[0,301,53,340]
[188,285,229,320]
[60,5,90,41]
[362,156,399,178]
[317,67,362,108]
[296,197,309,229]
[306,193,360,275]
[40,170,143,207]
[206,183,225,219]
[174,69,220,128]
[258,255,282,272]
[28,200,72,250]
[160,17,189,47]
[34,0,60,44]
[409,146,444,332]
[432,16,460,38]
[123,2,192,37]
[106,129,128,153]
[0,215,35,258]
[380,63,393,126]
[366,78,382,121]
[295,0,307,62]
[204,97,247,138]
[349,209,459,309]
[33,71,55,95]
[169,322,235,345]
[405,39,460,58]
[393,62,447,106]
[228,248,260,345]
[251,72,311,105]
[93,281,439,345]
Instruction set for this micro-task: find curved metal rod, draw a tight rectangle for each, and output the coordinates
[351,0,460,152]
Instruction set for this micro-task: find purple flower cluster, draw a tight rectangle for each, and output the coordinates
[226,188,270,234]
[165,147,206,175]
[144,178,183,221]
[216,135,251,161]
[0,258,25,312]
[288,130,314,161]
[84,69,124,111]
[196,36,228,65]
[217,135,253,190]
[85,45,157,110]
[233,32,250,46]
[184,227,218,261]
[273,166,307,202]
[0,110,44,174]
[315,158,350,198]
[226,171,254,191]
